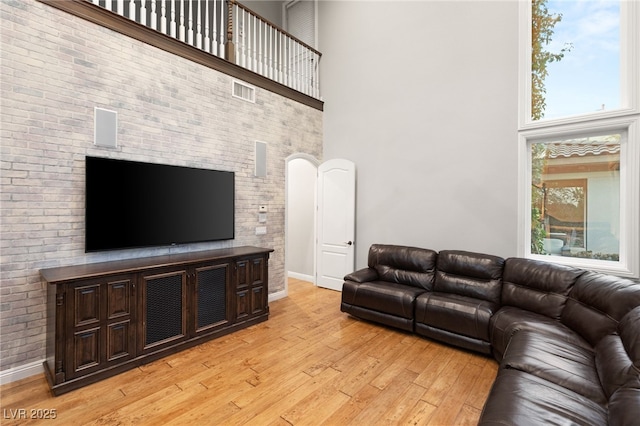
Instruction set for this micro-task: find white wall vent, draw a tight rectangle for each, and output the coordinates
[232,80,256,103]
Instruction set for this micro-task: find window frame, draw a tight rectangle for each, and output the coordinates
[517,0,640,278]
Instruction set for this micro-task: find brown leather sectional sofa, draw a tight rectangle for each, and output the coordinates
[340,244,640,425]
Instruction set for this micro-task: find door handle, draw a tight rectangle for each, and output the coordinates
[344,241,353,246]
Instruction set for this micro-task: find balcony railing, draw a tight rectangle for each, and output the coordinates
[86,0,321,100]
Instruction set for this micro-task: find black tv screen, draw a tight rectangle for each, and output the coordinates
[85,156,234,252]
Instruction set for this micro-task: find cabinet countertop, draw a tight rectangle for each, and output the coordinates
[40,246,274,284]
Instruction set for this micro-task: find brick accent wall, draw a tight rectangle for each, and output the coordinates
[0,0,322,371]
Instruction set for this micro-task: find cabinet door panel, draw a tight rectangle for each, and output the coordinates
[141,271,187,352]
[236,289,249,319]
[251,257,265,285]
[107,280,131,319]
[234,255,269,321]
[65,275,135,380]
[195,264,228,332]
[74,285,100,326]
[107,320,132,361]
[74,327,100,372]
[251,286,266,315]
[236,260,249,289]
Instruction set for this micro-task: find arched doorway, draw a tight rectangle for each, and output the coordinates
[285,154,320,295]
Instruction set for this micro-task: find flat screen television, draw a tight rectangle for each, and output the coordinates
[85,156,234,252]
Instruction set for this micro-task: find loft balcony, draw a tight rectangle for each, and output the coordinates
[39,0,323,110]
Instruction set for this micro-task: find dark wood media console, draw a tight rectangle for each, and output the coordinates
[41,246,274,395]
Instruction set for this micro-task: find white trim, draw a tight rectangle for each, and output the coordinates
[0,360,44,385]
[518,0,640,278]
[268,289,287,303]
[231,79,256,103]
[287,271,315,284]
[518,0,532,129]
[519,0,639,129]
[621,0,640,113]
[284,153,321,299]
[518,116,639,278]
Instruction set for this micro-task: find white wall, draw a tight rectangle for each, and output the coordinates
[318,0,520,268]
[243,1,284,27]
[287,158,317,279]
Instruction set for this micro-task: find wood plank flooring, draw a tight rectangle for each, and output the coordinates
[0,279,498,425]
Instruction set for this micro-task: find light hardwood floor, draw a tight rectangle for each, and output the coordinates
[0,279,497,425]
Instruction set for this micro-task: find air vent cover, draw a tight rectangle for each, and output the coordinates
[232,80,255,103]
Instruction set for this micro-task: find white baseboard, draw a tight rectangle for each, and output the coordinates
[287,271,315,284]
[268,289,287,302]
[0,360,44,385]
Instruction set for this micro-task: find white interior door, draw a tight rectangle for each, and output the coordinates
[316,159,356,291]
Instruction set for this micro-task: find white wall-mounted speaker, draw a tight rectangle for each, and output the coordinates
[255,141,267,177]
[94,107,117,148]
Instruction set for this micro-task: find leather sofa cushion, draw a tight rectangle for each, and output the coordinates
[415,323,492,354]
[344,267,379,283]
[490,306,590,361]
[434,250,504,304]
[609,388,640,426]
[341,280,425,319]
[502,258,584,320]
[562,272,640,347]
[367,244,437,290]
[415,292,498,342]
[596,307,640,398]
[501,330,606,404]
[478,368,608,426]
[340,303,414,332]
[596,334,639,399]
[620,306,640,371]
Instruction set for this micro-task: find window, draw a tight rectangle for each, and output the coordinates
[531,132,621,260]
[519,1,639,277]
[532,1,621,120]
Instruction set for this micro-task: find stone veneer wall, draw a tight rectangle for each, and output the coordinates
[0,0,322,371]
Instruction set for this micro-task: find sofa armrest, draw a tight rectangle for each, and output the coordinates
[344,268,379,283]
